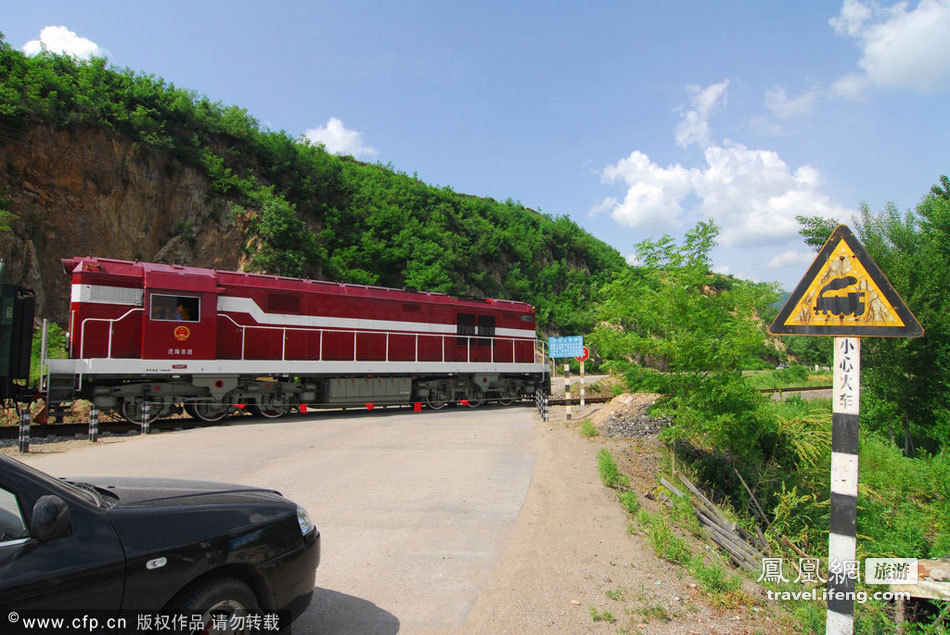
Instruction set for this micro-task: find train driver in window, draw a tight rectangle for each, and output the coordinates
[175,302,190,321]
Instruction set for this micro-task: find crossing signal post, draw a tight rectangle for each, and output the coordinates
[575,346,590,407]
[548,336,584,421]
[769,225,922,634]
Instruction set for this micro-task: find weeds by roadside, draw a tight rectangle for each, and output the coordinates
[579,419,598,438]
[588,606,615,623]
[597,448,629,489]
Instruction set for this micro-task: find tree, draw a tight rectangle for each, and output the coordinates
[853,191,950,456]
[794,214,839,251]
[796,179,950,455]
[590,220,783,463]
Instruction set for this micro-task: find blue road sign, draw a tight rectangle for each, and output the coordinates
[548,336,584,358]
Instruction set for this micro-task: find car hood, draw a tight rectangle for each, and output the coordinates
[69,476,282,508]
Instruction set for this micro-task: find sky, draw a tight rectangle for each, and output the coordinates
[4,1,950,290]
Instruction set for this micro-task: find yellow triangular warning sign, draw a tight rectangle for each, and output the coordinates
[770,225,923,337]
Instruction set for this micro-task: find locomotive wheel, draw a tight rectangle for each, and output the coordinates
[497,388,516,406]
[251,394,288,419]
[119,398,162,425]
[193,401,231,423]
[466,387,483,408]
[426,388,449,410]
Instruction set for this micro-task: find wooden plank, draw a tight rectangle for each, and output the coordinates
[659,477,686,499]
[676,471,730,526]
[706,522,762,561]
[691,501,733,534]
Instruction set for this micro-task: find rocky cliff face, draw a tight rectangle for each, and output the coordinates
[0,124,250,325]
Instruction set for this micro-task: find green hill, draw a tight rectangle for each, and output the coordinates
[0,34,625,334]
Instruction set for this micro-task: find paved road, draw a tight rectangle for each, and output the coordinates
[16,405,539,634]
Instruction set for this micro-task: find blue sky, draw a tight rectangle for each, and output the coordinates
[5,1,949,290]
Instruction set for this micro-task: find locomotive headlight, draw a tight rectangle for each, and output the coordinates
[297,506,315,536]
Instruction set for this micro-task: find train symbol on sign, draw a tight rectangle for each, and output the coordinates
[813,276,866,318]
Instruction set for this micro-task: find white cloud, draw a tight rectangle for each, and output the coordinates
[830,72,871,98]
[598,82,851,285]
[674,79,729,148]
[599,141,848,247]
[695,143,848,246]
[765,86,820,119]
[302,117,377,159]
[766,249,817,269]
[588,196,618,216]
[831,0,950,95]
[600,150,695,233]
[829,0,873,36]
[22,26,105,59]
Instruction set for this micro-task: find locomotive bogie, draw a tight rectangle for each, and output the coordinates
[77,372,543,422]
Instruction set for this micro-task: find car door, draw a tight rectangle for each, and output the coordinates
[0,466,126,610]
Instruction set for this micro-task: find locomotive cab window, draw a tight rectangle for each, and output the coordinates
[150,294,200,322]
[477,315,495,346]
[456,313,476,345]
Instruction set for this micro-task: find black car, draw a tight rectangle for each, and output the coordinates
[0,454,319,629]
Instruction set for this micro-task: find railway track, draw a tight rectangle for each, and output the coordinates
[547,386,832,406]
[3,387,832,441]
[0,399,539,440]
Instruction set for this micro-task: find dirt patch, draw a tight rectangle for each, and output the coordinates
[0,430,138,457]
[463,394,796,634]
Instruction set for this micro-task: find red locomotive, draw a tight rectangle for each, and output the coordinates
[41,257,550,422]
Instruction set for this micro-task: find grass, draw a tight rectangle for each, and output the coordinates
[644,518,692,566]
[597,448,629,489]
[743,366,832,390]
[604,588,624,601]
[619,489,640,514]
[579,418,598,437]
[632,603,672,622]
[689,558,742,595]
[626,496,746,606]
[588,606,615,623]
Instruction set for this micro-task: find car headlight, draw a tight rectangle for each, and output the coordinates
[297,506,315,536]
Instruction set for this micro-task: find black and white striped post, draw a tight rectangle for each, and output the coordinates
[535,388,548,422]
[579,360,585,407]
[828,337,860,633]
[140,400,151,435]
[89,405,99,442]
[768,225,924,635]
[564,362,572,421]
[18,409,30,453]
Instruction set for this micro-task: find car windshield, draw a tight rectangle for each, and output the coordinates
[0,456,101,508]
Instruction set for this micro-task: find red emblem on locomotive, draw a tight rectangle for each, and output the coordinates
[173,325,191,341]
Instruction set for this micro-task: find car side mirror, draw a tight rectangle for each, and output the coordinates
[30,495,70,542]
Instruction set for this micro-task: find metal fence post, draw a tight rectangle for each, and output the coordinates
[18,410,30,453]
[89,405,99,442]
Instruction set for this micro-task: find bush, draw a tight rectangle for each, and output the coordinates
[775,364,810,384]
[623,365,669,393]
